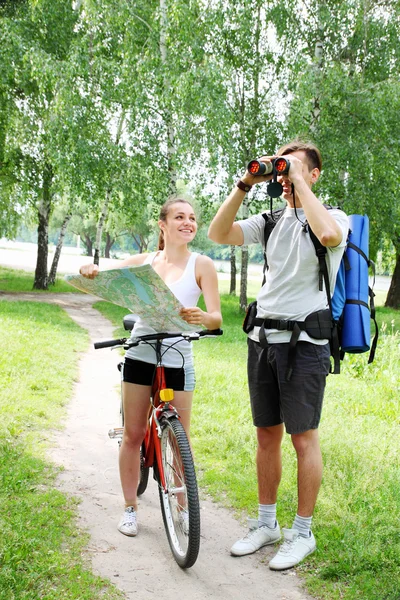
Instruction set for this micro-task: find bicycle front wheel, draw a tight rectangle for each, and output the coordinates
[158,416,200,568]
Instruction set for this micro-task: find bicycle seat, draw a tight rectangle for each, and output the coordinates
[123,314,137,331]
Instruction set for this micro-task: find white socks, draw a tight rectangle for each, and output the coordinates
[292,514,313,538]
[258,503,277,529]
[258,506,313,537]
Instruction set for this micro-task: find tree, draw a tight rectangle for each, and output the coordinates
[276,0,400,307]
[198,1,285,309]
[0,0,81,288]
[48,209,72,285]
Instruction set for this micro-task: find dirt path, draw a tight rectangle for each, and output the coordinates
[1,291,313,600]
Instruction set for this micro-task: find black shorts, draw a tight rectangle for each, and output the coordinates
[122,358,195,392]
[247,339,331,434]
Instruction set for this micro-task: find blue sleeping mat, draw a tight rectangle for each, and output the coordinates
[341,214,371,353]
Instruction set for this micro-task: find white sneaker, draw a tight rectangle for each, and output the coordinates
[230,518,281,556]
[118,506,138,537]
[269,528,316,570]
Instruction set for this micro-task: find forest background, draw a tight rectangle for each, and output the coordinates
[1,0,399,310]
[1,3,400,599]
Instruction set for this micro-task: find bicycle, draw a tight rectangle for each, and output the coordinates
[94,316,223,569]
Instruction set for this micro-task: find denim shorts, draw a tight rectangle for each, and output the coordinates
[123,358,196,392]
[247,339,331,434]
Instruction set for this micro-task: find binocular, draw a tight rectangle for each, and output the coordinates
[247,157,291,198]
[247,157,290,177]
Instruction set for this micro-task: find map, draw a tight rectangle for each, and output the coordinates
[65,265,199,332]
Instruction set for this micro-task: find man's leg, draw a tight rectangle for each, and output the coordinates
[257,424,284,504]
[269,428,321,570]
[230,424,283,556]
[292,428,323,517]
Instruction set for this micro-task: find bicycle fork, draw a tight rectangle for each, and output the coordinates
[148,388,178,492]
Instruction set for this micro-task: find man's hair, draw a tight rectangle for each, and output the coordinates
[276,139,322,172]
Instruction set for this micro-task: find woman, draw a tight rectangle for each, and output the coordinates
[80,197,222,536]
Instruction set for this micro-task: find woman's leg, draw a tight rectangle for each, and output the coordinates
[119,382,151,510]
[171,390,193,440]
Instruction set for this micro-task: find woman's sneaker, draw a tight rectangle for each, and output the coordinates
[230,518,281,556]
[268,528,316,570]
[118,506,138,537]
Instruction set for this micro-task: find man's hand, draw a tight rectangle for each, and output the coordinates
[242,155,275,185]
[282,154,304,185]
[79,263,99,279]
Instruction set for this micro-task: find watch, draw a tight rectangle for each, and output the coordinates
[236,180,252,193]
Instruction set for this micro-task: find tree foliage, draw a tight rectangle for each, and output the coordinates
[0,0,398,303]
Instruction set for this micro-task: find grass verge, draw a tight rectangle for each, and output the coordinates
[0,300,123,600]
[95,295,400,600]
[0,266,81,293]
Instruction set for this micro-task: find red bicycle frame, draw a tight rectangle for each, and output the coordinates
[141,363,180,491]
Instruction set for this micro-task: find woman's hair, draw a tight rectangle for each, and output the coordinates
[157,197,194,251]
[277,139,322,172]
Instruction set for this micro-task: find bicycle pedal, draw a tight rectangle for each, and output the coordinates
[108,427,124,440]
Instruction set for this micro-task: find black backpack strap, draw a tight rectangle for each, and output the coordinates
[307,226,341,373]
[261,208,285,285]
[345,243,379,364]
[367,258,378,364]
[257,318,306,381]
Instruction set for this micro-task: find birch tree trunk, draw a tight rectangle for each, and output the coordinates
[229,245,236,295]
[83,234,93,257]
[93,192,110,266]
[385,238,400,309]
[310,6,324,133]
[239,195,250,310]
[93,110,126,266]
[33,164,53,290]
[160,0,177,196]
[239,6,261,311]
[104,232,114,258]
[48,212,72,285]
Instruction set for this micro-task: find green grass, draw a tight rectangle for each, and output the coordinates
[0,266,81,293]
[1,269,398,600]
[218,275,261,299]
[95,294,400,600]
[0,300,123,600]
[194,296,400,600]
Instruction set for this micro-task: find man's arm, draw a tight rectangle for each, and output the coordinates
[288,156,343,247]
[208,163,272,245]
[207,185,246,246]
[293,178,343,247]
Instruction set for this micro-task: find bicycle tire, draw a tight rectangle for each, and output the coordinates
[137,441,150,496]
[158,416,200,568]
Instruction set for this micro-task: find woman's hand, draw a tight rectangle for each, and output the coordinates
[179,307,205,326]
[79,263,99,279]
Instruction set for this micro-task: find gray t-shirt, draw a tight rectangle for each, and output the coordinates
[238,206,349,344]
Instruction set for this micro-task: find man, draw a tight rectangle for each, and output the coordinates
[208,140,348,570]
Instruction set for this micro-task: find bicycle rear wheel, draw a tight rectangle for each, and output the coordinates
[158,416,200,568]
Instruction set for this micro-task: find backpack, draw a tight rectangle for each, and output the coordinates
[243,207,379,378]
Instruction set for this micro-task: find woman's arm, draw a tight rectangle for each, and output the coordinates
[179,256,222,329]
[79,253,149,278]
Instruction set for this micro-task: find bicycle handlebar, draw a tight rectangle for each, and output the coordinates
[94,337,128,349]
[94,328,223,350]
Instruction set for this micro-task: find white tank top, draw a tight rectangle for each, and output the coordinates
[125,252,202,367]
